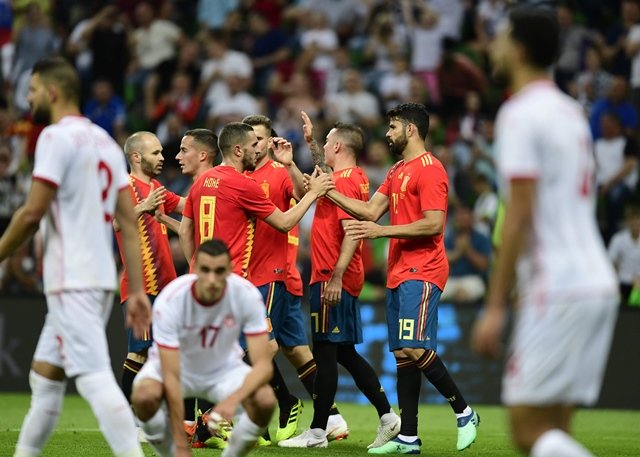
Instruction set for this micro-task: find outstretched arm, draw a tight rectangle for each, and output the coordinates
[326,189,389,222]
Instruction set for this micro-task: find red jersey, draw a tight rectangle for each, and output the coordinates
[311,167,369,296]
[245,160,293,286]
[116,175,180,302]
[377,152,449,290]
[286,199,303,296]
[184,165,277,278]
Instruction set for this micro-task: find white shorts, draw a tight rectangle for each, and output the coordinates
[33,290,114,378]
[134,353,252,406]
[502,296,618,406]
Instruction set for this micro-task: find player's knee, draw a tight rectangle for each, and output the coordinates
[510,422,538,453]
[131,380,162,421]
[244,385,276,426]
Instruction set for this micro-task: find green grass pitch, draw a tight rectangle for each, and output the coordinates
[0,393,638,456]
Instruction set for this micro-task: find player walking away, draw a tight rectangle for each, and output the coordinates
[2,57,151,457]
[472,7,619,457]
[325,103,479,454]
[131,239,276,457]
[279,120,401,449]
[115,131,185,404]
[242,114,349,443]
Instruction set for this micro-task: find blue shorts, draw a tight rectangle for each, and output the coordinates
[246,282,307,348]
[386,280,441,352]
[309,282,363,344]
[123,294,156,353]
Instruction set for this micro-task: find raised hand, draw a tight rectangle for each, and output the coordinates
[270,137,294,166]
[141,182,166,214]
[301,110,314,144]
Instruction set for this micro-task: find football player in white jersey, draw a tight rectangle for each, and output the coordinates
[472,6,619,457]
[131,239,276,457]
[0,57,151,457]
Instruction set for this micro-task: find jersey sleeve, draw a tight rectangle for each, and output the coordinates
[419,165,448,212]
[496,106,541,180]
[183,188,195,219]
[241,284,269,336]
[32,127,73,187]
[152,289,182,349]
[162,186,182,214]
[239,178,277,219]
[376,165,395,197]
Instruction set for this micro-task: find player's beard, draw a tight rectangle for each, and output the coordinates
[242,148,256,171]
[388,132,408,157]
[141,157,161,177]
[31,103,51,125]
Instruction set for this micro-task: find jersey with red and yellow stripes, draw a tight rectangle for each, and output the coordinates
[116,175,181,302]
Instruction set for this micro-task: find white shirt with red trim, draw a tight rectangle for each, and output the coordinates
[495,80,617,303]
[150,273,268,378]
[32,116,129,293]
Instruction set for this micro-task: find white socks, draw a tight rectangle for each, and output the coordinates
[75,371,143,457]
[139,405,175,457]
[14,371,66,457]
[221,412,265,457]
[531,429,593,457]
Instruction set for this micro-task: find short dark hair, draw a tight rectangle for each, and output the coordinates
[185,128,219,164]
[32,57,81,105]
[386,103,430,140]
[333,122,364,156]
[509,6,559,70]
[242,114,272,131]
[197,239,230,259]
[218,122,255,156]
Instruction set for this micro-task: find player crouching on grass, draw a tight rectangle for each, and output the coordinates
[131,239,276,457]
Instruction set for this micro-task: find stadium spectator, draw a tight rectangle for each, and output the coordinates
[570,46,613,116]
[325,69,382,130]
[443,204,491,304]
[589,75,638,139]
[594,112,639,241]
[83,79,127,144]
[608,203,640,306]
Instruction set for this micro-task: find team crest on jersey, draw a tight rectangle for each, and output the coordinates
[260,181,270,198]
[223,315,236,328]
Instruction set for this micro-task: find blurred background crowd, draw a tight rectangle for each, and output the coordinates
[1,0,640,309]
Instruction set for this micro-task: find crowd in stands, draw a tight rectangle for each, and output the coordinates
[1,0,640,308]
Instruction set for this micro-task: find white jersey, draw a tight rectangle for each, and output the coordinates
[150,273,268,378]
[495,81,617,302]
[32,116,129,293]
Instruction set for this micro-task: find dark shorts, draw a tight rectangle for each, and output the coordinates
[241,282,307,349]
[386,280,441,352]
[123,294,156,353]
[309,282,363,344]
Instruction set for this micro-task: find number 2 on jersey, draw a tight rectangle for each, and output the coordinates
[98,160,113,221]
[199,196,217,241]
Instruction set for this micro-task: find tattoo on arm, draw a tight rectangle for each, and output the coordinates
[309,138,332,173]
